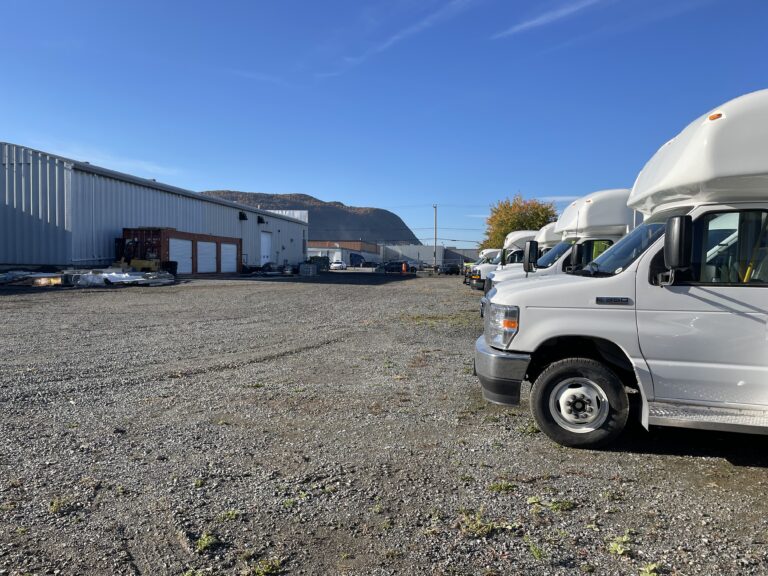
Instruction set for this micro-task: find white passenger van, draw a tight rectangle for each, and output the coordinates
[484,189,635,294]
[475,90,768,447]
[469,230,537,290]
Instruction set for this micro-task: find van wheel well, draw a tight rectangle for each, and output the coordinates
[526,337,639,395]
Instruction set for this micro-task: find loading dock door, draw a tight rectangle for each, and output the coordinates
[197,241,217,273]
[221,243,238,273]
[260,232,272,265]
[169,239,193,274]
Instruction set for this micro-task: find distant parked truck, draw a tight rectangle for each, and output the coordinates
[475,89,768,447]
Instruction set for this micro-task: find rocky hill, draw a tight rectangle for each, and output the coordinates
[202,191,420,245]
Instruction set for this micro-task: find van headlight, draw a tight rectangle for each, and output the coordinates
[484,304,519,349]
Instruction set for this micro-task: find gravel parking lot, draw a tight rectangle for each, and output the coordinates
[2,275,768,575]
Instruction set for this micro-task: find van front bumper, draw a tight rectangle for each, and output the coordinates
[474,336,530,406]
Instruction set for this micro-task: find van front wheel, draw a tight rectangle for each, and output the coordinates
[530,358,628,448]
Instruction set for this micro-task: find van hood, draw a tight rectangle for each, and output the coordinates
[489,273,597,307]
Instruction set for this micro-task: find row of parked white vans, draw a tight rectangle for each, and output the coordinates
[474,89,768,448]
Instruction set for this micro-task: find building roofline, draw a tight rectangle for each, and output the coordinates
[0,141,308,226]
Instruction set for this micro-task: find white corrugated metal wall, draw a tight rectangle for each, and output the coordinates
[1,144,72,265]
[0,143,308,267]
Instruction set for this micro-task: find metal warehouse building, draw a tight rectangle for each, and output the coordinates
[0,143,308,271]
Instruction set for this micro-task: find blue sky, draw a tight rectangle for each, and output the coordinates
[2,0,767,247]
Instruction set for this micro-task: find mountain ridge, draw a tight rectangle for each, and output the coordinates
[201,191,420,245]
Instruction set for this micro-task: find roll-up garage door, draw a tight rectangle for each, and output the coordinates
[169,239,192,274]
[197,241,217,273]
[221,243,238,273]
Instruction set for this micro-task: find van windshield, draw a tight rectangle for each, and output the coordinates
[536,241,572,269]
[579,206,692,276]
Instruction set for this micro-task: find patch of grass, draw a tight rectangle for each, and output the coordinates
[251,557,283,576]
[523,533,546,560]
[0,501,16,511]
[526,496,576,513]
[195,532,220,553]
[245,382,265,389]
[488,480,516,494]
[218,509,241,522]
[639,563,660,576]
[459,474,475,483]
[607,531,632,556]
[48,497,70,515]
[518,421,540,435]
[182,570,206,576]
[547,499,576,512]
[193,478,206,489]
[457,509,518,539]
[15,527,28,535]
[282,498,296,509]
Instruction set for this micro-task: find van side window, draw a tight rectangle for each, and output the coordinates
[689,210,768,285]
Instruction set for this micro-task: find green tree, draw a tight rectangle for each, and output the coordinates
[480,195,557,250]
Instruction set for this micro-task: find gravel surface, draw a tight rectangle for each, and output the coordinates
[1,274,768,575]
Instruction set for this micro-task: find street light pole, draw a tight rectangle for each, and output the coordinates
[433,204,437,270]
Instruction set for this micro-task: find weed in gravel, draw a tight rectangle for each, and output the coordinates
[580,563,596,573]
[547,499,576,512]
[488,480,516,494]
[639,563,660,576]
[282,498,296,509]
[459,474,475,483]
[523,533,546,560]
[15,527,28,535]
[518,421,540,435]
[370,500,384,514]
[602,489,625,502]
[457,509,518,539]
[182,570,206,576]
[8,478,23,488]
[218,509,241,522]
[0,501,16,511]
[607,531,632,556]
[245,382,265,389]
[526,496,576,513]
[194,478,206,489]
[251,557,283,576]
[48,497,71,515]
[195,532,220,553]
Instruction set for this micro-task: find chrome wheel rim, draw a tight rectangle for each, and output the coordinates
[549,377,609,434]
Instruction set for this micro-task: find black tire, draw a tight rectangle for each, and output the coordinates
[530,358,629,448]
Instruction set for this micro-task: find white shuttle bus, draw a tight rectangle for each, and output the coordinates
[532,222,560,255]
[475,90,768,447]
[484,189,635,294]
[469,230,537,290]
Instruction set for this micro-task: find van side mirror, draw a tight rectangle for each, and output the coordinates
[664,215,692,270]
[660,215,692,286]
[500,249,507,266]
[523,241,538,274]
[566,243,583,273]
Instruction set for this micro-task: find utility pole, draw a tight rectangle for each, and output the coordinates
[433,204,438,270]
